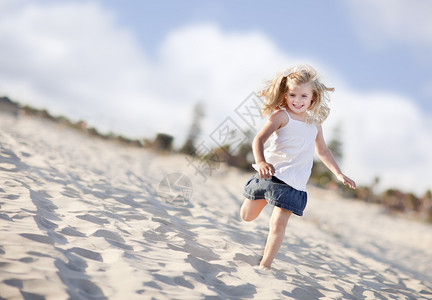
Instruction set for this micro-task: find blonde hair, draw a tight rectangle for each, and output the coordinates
[258,64,334,124]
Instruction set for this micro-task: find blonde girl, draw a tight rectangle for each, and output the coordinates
[240,64,356,269]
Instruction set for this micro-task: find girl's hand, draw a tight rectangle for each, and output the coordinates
[256,161,275,179]
[337,173,356,189]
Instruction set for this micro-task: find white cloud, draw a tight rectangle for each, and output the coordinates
[153,24,294,135]
[326,86,432,194]
[345,0,432,50]
[0,1,152,134]
[0,1,431,194]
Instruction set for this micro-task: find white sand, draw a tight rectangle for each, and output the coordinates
[0,113,431,299]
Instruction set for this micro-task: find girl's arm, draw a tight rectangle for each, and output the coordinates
[252,111,287,178]
[315,125,356,189]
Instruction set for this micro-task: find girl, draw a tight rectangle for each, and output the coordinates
[240,64,356,270]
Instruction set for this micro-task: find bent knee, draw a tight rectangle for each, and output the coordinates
[240,213,256,222]
[240,204,257,222]
[240,207,255,222]
[240,198,267,222]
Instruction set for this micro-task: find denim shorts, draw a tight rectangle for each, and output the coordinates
[243,174,307,216]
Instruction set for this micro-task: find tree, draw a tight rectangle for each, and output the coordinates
[181,102,205,155]
[327,122,343,163]
[311,123,344,187]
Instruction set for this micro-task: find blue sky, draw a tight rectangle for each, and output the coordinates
[102,0,431,111]
[0,0,431,194]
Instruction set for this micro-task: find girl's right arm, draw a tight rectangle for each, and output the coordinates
[252,111,287,178]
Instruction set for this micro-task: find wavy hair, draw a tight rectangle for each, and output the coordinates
[258,64,334,124]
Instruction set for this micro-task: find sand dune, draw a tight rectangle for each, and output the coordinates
[0,113,431,299]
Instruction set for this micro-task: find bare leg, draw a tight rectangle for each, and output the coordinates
[240,198,267,222]
[260,206,292,269]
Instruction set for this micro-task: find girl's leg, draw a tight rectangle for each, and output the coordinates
[260,206,292,269]
[240,198,267,222]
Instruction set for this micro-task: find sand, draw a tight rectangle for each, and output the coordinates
[0,112,431,299]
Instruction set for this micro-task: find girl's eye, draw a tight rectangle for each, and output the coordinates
[289,94,295,97]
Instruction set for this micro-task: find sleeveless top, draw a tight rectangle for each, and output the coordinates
[253,108,318,191]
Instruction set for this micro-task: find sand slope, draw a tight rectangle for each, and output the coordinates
[0,113,431,299]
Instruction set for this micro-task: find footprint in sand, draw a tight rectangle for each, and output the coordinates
[68,247,103,262]
[60,226,86,237]
[76,214,109,225]
[20,233,53,245]
[55,255,109,299]
[0,149,28,172]
[61,186,81,198]
[92,229,133,251]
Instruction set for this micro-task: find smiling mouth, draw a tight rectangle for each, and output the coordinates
[293,104,304,109]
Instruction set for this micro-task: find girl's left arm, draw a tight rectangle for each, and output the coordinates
[315,125,356,189]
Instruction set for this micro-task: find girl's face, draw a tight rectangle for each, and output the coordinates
[285,82,313,120]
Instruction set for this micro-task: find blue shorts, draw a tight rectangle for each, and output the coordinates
[243,174,307,216]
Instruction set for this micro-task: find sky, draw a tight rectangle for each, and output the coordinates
[0,0,431,195]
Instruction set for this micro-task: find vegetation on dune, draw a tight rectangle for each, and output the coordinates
[0,96,149,148]
[1,96,431,223]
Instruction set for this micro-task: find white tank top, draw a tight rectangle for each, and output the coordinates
[253,108,318,191]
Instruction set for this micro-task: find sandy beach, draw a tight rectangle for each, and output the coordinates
[1,112,431,299]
